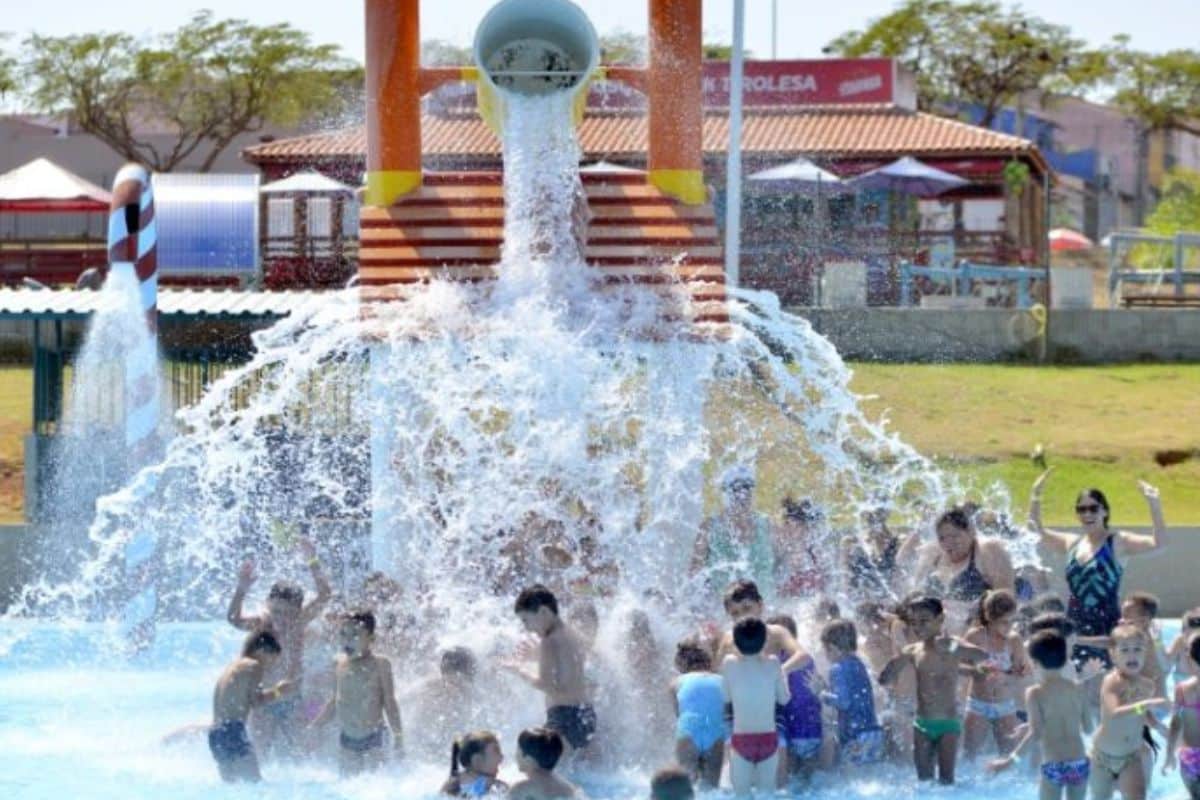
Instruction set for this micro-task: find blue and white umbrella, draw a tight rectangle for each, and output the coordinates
[849,156,968,197]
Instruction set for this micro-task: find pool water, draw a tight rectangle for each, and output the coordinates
[0,622,1191,799]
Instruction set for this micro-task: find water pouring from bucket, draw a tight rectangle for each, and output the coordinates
[473,0,600,134]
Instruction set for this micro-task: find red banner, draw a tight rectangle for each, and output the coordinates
[424,59,904,115]
[700,59,896,106]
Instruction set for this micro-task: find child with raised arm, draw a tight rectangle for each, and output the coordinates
[767,614,824,780]
[811,619,885,766]
[312,610,404,776]
[670,639,727,788]
[963,589,1031,759]
[722,617,791,796]
[990,630,1092,800]
[442,731,507,798]
[1090,624,1169,800]
[226,537,332,755]
[879,595,988,785]
[209,631,295,782]
[509,728,579,800]
[1163,633,1200,799]
[507,584,596,754]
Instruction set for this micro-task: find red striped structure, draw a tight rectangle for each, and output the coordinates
[358,171,728,324]
[107,162,161,651]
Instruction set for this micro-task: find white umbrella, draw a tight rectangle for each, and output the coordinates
[749,157,843,187]
[579,161,644,174]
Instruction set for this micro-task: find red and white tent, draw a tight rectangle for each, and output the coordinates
[0,157,112,212]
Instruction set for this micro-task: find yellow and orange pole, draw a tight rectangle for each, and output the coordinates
[647,0,705,205]
[364,0,422,206]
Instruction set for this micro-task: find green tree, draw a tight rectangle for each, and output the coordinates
[599,30,645,65]
[21,12,355,172]
[421,39,473,66]
[826,0,1099,123]
[1104,41,1200,222]
[0,33,15,96]
[1145,169,1200,242]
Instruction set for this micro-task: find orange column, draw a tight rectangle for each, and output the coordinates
[364,0,422,206]
[647,0,705,204]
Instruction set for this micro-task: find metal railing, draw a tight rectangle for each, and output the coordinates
[899,261,1045,309]
[1108,231,1200,305]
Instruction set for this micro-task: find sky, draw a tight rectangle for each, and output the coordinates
[3,0,1198,63]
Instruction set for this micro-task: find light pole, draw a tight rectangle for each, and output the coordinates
[771,0,778,59]
[724,0,746,288]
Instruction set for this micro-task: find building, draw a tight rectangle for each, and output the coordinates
[966,95,1200,238]
[244,59,1049,304]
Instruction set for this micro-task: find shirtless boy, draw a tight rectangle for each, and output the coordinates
[509,728,579,800]
[716,580,810,672]
[880,595,988,784]
[508,584,596,754]
[313,610,404,776]
[209,630,295,782]
[990,630,1093,800]
[722,617,791,796]
[1090,624,1169,800]
[226,538,332,754]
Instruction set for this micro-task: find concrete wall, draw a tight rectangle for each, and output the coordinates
[793,308,1200,363]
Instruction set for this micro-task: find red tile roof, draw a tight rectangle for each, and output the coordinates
[244,105,1045,172]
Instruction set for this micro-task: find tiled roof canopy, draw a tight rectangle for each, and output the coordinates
[244,105,1045,173]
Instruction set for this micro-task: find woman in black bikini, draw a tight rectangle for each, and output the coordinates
[1028,470,1166,667]
[911,507,1016,634]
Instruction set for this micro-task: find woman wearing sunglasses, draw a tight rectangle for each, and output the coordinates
[1028,469,1166,668]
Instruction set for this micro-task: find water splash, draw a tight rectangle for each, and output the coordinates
[32,266,168,592]
[7,93,1033,772]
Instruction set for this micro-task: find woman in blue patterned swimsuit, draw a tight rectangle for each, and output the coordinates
[1028,471,1166,668]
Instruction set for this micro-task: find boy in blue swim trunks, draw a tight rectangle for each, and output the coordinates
[989,630,1093,800]
[811,619,885,767]
[670,639,727,787]
[209,630,296,782]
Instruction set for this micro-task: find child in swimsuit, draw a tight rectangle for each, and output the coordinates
[963,590,1030,760]
[767,614,822,780]
[209,630,295,783]
[650,766,694,800]
[440,731,507,797]
[1089,624,1169,800]
[507,585,597,755]
[1166,608,1200,678]
[722,617,791,796]
[1164,632,1200,799]
[880,595,988,785]
[812,619,885,767]
[509,728,579,800]
[989,630,1093,800]
[670,640,727,788]
[310,610,404,776]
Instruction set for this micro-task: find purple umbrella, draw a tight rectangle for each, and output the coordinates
[849,156,968,196]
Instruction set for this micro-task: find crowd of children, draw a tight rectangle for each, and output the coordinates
[201,539,1200,800]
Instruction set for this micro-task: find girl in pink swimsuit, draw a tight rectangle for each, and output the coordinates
[1165,632,1200,798]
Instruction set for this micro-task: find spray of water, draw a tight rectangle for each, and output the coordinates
[7,92,1034,777]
